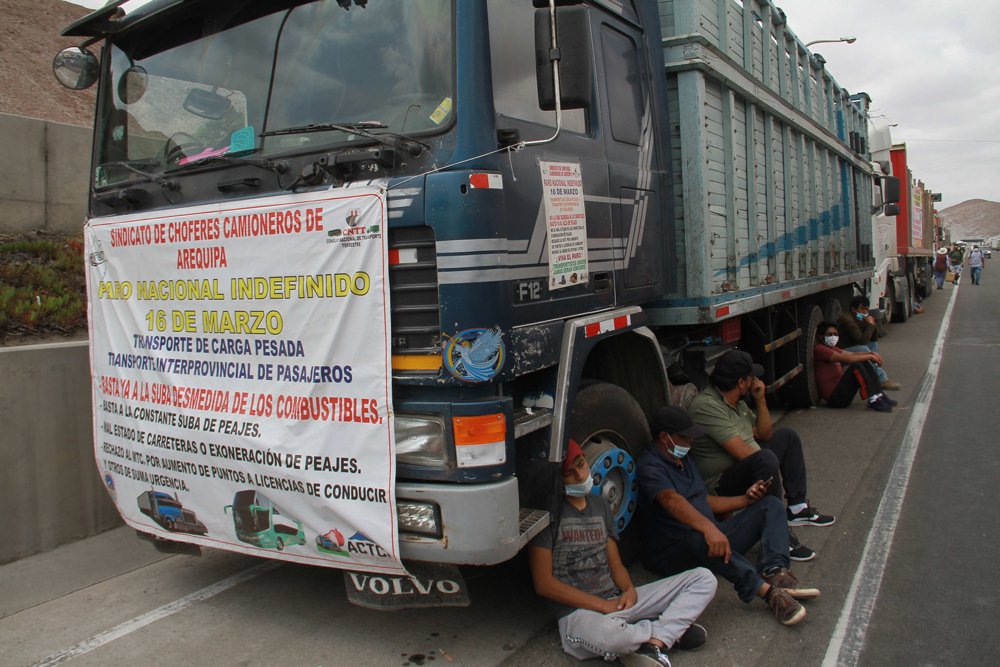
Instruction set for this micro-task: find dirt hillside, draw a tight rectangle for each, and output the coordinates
[0,0,95,126]
[940,199,1000,242]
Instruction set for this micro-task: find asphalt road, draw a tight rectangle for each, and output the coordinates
[1,274,992,666]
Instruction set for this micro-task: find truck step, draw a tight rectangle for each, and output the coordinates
[513,407,552,439]
[518,507,550,540]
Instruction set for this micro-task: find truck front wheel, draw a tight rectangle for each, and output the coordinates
[570,382,650,563]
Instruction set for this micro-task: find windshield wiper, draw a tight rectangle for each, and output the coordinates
[259,121,429,157]
[167,153,289,176]
[98,160,172,187]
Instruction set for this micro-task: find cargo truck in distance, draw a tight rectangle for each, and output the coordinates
[58,0,887,578]
[867,122,939,323]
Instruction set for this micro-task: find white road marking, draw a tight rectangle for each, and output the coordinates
[32,561,281,666]
[822,287,958,666]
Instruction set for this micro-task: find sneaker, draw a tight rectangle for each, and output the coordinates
[620,642,671,667]
[763,567,820,599]
[673,623,707,651]
[879,393,898,407]
[788,530,815,561]
[880,380,901,391]
[765,586,807,626]
[787,506,836,527]
[867,397,893,413]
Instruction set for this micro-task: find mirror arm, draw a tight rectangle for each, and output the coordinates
[521,0,563,148]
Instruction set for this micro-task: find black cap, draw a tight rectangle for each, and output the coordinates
[650,406,705,439]
[712,350,764,384]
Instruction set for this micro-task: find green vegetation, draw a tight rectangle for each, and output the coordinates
[0,233,87,342]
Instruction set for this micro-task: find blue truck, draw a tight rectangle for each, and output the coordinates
[137,490,208,535]
[59,0,889,570]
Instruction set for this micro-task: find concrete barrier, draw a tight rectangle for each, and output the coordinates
[0,113,90,235]
[0,341,121,564]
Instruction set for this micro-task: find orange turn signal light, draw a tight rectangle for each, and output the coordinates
[452,414,506,446]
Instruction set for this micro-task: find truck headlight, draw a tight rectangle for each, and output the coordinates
[394,414,446,466]
[396,500,441,537]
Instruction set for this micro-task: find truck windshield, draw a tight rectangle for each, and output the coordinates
[94,0,453,188]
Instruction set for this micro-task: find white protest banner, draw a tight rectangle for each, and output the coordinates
[86,186,404,575]
[540,161,588,290]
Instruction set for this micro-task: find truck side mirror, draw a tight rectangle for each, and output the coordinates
[53,46,99,90]
[882,175,900,205]
[534,5,593,111]
[883,203,900,217]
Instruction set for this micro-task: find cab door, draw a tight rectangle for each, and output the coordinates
[595,15,664,304]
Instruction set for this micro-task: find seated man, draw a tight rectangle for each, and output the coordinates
[687,350,835,555]
[529,439,717,666]
[836,296,899,390]
[814,321,896,412]
[638,407,818,627]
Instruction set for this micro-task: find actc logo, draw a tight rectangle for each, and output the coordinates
[315,527,348,556]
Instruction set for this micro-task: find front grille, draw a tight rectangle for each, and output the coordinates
[388,226,440,356]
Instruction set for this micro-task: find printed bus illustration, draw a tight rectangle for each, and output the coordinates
[136,490,208,535]
[224,490,305,551]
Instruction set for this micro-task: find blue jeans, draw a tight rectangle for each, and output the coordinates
[971,266,982,284]
[845,344,887,384]
[647,496,789,603]
[934,270,946,288]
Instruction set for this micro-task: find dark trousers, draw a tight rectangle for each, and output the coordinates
[646,496,789,603]
[714,428,808,506]
[826,362,880,408]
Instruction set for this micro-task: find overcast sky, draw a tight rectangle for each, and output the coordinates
[777,0,1000,207]
[72,0,998,206]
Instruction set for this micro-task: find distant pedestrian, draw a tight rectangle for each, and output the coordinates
[968,245,985,285]
[950,245,964,285]
[933,247,949,290]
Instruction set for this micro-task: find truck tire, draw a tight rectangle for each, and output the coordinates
[907,273,917,313]
[822,298,843,324]
[570,381,650,564]
[882,281,894,325]
[780,303,822,408]
[893,280,910,323]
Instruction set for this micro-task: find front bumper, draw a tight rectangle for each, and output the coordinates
[396,477,548,565]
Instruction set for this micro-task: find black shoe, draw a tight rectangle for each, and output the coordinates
[673,623,707,651]
[867,396,893,413]
[788,530,817,561]
[621,642,671,667]
[787,506,836,527]
[878,393,898,407]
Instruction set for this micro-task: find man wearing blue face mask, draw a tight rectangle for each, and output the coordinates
[529,439,717,666]
[637,407,818,627]
[814,321,895,412]
[836,296,899,391]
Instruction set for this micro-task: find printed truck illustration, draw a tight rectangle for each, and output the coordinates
[137,490,208,535]
[225,490,306,551]
[60,0,895,578]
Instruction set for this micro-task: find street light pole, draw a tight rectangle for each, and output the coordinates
[805,37,857,48]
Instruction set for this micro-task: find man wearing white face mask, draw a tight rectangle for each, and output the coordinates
[814,321,895,412]
[529,439,717,666]
[637,407,818,627]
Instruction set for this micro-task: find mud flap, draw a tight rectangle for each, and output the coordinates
[134,530,202,556]
[344,562,470,609]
